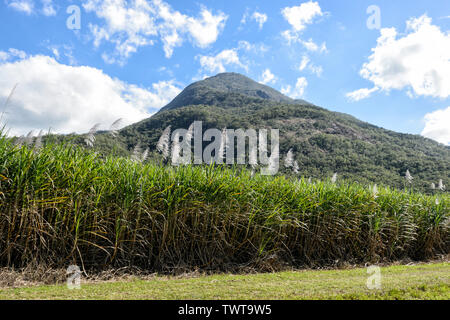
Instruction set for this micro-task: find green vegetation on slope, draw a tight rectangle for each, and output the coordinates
[1,133,448,273]
[113,103,449,193]
[1,263,448,300]
[26,72,450,194]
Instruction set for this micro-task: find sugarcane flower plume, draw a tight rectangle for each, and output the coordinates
[284,149,294,168]
[33,129,44,152]
[438,179,445,191]
[157,126,171,160]
[109,118,123,138]
[84,123,101,147]
[331,172,337,183]
[405,170,413,184]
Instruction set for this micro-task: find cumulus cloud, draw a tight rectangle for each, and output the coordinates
[0,48,27,62]
[240,9,267,29]
[197,49,245,74]
[6,0,34,14]
[83,0,227,63]
[281,30,327,53]
[240,8,250,25]
[41,0,56,16]
[346,87,379,102]
[251,12,268,30]
[123,80,182,113]
[0,54,182,136]
[349,15,450,100]
[281,1,326,53]
[421,107,450,145]
[196,40,269,77]
[281,77,308,99]
[6,0,56,16]
[299,55,310,71]
[238,40,269,54]
[301,38,327,53]
[281,1,323,32]
[45,44,76,65]
[298,55,323,76]
[260,69,276,84]
[238,40,253,51]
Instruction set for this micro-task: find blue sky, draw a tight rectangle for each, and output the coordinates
[1,0,449,145]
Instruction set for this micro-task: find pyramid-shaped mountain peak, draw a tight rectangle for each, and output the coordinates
[159,72,311,112]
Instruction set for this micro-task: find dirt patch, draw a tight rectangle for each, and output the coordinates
[1,254,448,289]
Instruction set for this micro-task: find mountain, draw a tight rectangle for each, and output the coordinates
[95,73,449,193]
[160,72,311,111]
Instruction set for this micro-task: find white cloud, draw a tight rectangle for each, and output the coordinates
[282,31,327,52]
[50,47,59,59]
[240,9,267,30]
[281,1,323,32]
[281,77,308,99]
[83,0,227,63]
[6,0,34,14]
[346,87,379,102]
[260,69,276,84]
[185,7,227,48]
[240,9,249,25]
[299,55,310,71]
[298,54,323,76]
[44,43,76,65]
[0,54,182,135]
[197,49,244,74]
[41,0,56,16]
[238,40,269,54]
[421,107,450,145]
[301,38,327,53]
[352,15,450,99]
[6,0,56,16]
[196,42,268,78]
[309,65,322,77]
[251,12,268,30]
[83,0,158,63]
[281,1,326,53]
[123,80,182,114]
[0,48,27,62]
[238,41,253,51]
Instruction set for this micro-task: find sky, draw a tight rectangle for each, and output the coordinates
[0,0,449,146]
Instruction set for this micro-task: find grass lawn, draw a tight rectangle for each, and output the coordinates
[1,263,448,300]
